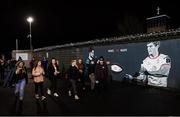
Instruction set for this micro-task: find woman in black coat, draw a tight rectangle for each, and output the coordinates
[67,59,80,100]
[47,58,60,97]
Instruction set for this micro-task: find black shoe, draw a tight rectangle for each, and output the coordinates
[17,100,23,115]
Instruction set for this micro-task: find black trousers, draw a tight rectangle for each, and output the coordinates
[97,79,108,92]
[0,69,5,81]
[79,73,86,88]
[35,82,44,96]
[49,77,58,93]
[69,79,78,95]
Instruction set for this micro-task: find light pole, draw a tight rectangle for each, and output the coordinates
[16,38,18,51]
[27,17,33,50]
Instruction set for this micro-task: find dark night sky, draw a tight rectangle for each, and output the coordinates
[0,0,180,57]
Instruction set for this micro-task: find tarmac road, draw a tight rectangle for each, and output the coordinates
[0,77,180,116]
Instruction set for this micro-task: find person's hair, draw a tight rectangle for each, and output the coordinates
[49,58,56,65]
[34,59,42,70]
[147,41,160,47]
[16,61,25,68]
[51,57,56,61]
[71,59,76,64]
[78,58,83,62]
[88,47,94,52]
[99,56,104,61]
[16,61,26,73]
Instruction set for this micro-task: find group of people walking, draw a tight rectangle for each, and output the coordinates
[0,50,112,113]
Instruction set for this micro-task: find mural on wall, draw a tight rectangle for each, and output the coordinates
[126,41,171,87]
[83,39,180,89]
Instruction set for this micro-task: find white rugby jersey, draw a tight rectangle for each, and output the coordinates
[141,54,171,87]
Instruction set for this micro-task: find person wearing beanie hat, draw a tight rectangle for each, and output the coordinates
[99,56,104,61]
[95,56,108,92]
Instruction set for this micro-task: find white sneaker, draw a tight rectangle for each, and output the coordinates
[47,89,51,95]
[41,96,46,100]
[19,96,23,100]
[53,93,59,97]
[68,91,72,96]
[74,95,79,100]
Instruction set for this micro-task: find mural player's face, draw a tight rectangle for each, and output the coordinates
[147,43,159,57]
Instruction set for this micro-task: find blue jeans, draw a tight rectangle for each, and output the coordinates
[15,79,26,100]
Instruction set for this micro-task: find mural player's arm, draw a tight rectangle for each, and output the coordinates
[136,64,147,80]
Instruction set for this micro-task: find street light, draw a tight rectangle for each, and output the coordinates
[27,16,34,50]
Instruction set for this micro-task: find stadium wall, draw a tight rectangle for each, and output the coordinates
[33,30,180,89]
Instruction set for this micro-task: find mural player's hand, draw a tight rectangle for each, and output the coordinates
[125,74,133,79]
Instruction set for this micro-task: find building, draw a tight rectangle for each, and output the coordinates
[146,7,170,33]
